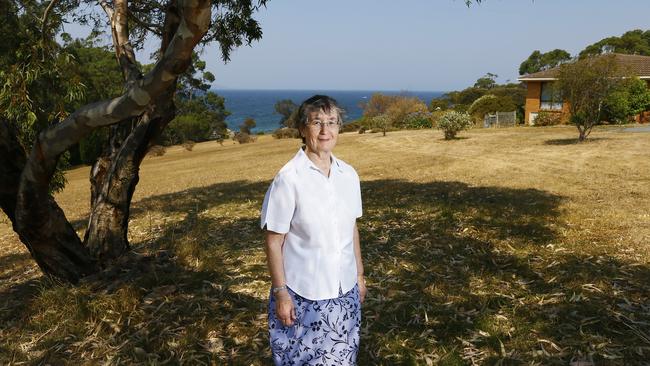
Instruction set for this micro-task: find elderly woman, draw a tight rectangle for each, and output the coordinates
[260,95,366,365]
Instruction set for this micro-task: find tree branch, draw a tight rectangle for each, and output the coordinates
[112,0,140,81]
[41,0,61,38]
[127,9,163,36]
[98,0,114,21]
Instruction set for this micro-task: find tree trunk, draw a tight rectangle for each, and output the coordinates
[85,94,176,261]
[0,121,97,283]
[84,1,182,262]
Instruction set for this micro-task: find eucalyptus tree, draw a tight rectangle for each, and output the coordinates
[0,0,267,283]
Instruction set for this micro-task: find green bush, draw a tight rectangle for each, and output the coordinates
[468,94,516,122]
[403,111,434,129]
[602,78,650,124]
[533,111,563,126]
[429,98,450,111]
[428,110,446,125]
[437,111,472,140]
[164,115,211,145]
[627,78,650,116]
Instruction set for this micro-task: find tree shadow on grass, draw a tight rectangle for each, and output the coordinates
[0,252,33,282]
[544,137,607,145]
[439,136,470,141]
[2,179,650,365]
[0,230,270,365]
[0,181,273,365]
[357,179,650,365]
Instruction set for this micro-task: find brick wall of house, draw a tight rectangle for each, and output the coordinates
[524,81,570,125]
[524,81,541,125]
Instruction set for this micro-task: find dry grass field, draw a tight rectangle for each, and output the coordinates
[1,125,650,365]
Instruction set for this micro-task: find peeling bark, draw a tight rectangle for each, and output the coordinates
[85,97,175,261]
[84,2,183,262]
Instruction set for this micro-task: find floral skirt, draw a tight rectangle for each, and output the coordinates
[268,284,361,365]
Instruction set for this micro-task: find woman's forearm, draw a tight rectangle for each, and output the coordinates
[353,223,364,277]
[265,230,288,287]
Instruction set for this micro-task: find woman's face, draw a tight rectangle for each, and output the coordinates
[301,108,340,155]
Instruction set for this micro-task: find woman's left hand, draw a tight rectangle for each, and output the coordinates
[358,275,367,304]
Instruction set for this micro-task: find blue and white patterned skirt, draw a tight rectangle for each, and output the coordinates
[268,284,361,365]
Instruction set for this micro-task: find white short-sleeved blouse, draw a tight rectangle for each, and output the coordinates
[261,148,363,301]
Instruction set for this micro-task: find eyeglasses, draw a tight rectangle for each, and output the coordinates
[306,121,341,130]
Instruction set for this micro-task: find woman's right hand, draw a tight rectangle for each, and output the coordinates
[274,289,296,327]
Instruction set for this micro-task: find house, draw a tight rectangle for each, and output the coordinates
[518,53,650,125]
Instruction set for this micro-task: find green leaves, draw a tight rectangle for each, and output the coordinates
[519,49,572,76]
[556,54,628,140]
[437,110,472,139]
[580,29,650,58]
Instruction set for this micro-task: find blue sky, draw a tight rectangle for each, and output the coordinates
[67,0,650,91]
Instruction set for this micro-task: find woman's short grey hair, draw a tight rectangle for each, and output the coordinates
[296,95,344,129]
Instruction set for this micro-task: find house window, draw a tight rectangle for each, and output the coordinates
[540,82,563,110]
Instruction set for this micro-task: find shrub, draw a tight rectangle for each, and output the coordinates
[429,98,450,111]
[164,115,211,145]
[233,132,256,144]
[602,78,650,124]
[468,94,516,122]
[362,93,429,130]
[182,140,195,151]
[385,97,429,128]
[437,111,472,140]
[148,145,166,157]
[603,90,631,124]
[429,110,447,126]
[403,111,434,129]
[533,111,563,126]
[272,127,299,139]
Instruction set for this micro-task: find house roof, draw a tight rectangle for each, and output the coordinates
[518,53,650,81]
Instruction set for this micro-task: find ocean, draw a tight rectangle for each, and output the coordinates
[214,89,446,132]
